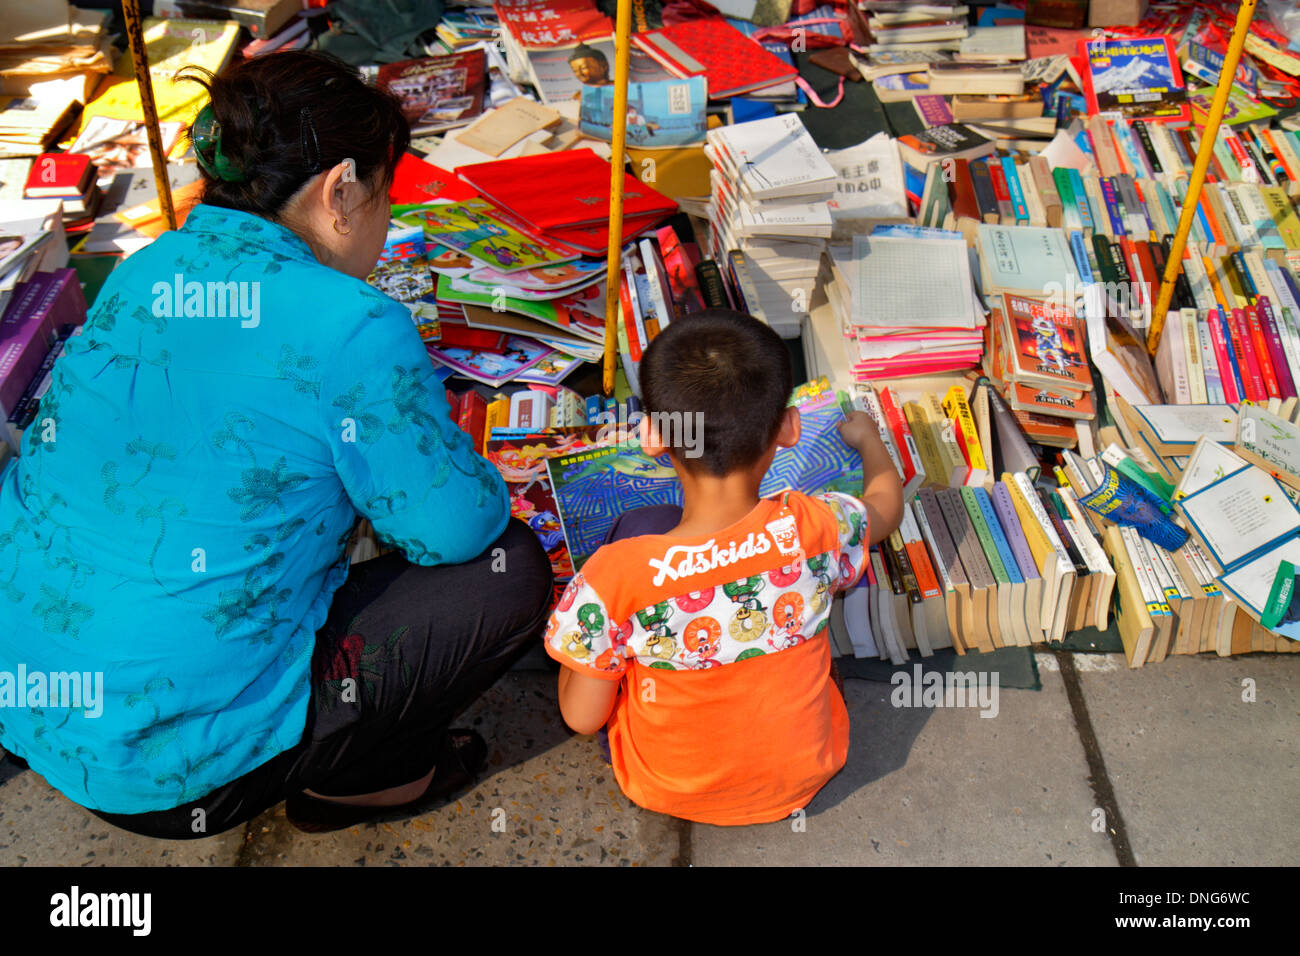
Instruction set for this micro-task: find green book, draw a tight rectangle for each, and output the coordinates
[1052,166,1077,227]
[961,486,1011,584]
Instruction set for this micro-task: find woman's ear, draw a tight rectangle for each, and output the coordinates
[775,406,801,449]
[317,159,360,225]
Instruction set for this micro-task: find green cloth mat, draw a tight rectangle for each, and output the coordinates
[70,253,119,309]
[1050,621,1125,653]
[795,52,890,149]
[836,646,1041,691]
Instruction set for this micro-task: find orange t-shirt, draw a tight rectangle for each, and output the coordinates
[544,490,869,826]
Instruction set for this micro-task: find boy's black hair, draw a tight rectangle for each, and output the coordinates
[639,309,792,476]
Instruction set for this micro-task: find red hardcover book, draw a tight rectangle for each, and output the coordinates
[655,223,704,315]
[455,148,676,230]
[631,17,797,99]
[542,212,671,255]
[23,153,94,198]
[388,153,477,205]
[1207,306,1239,404]
[1257,297,1296,399]
[618,269,643,363]
[1132,240,1161,320]
[1228,307,1267,402]
[948,158,982,223]
[988,160,1011,205]
[436,322,507,351]
[445,388,461,422]
[1244,305,1281,399]
[878,386,921,490]
[456,388,488,454]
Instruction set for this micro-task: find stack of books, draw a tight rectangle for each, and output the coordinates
[1054,400,1300,664]
[985,291,1096,447]
[22,153,100,231]
[705,113,836,338]
[0,197,68,314]
[0,267,87,460]
[825,225,985,380]
[826,377,1119,658]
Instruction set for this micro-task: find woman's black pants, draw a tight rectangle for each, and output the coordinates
[88,518,553,839]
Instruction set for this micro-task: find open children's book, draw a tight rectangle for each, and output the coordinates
[1175,452,1300,635]
[548,378,865,570]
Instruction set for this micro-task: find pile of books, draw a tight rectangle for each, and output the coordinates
[828,376,1117,659]
[22,152,99,231]
[825,225,985,381]
[0,2,111,153]
[0,266,86,461]
[705,114,836,338]
[1055,398,1300,664]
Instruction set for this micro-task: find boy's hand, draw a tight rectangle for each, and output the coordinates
[839,411,885,457]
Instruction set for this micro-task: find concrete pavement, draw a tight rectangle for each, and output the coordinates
[1,650,1296,867]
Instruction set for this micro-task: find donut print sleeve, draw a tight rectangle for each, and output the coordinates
[817,492,871,591]
[543,573,628,679]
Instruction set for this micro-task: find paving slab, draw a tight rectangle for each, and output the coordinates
[1073,652,1300,867]
[0,768,242,867]
[238,672,682,866]
[691,652,1116,866]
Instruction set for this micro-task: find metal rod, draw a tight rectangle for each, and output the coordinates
[1146,0,1257,356]
[602,0,633,396]
[121,0,177,232]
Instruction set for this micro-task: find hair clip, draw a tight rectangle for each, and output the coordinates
[300,106,322,175]
[191,103,247,183]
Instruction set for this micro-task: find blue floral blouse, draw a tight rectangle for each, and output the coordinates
[0,204,510,814]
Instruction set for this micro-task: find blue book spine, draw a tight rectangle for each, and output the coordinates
[976,487,1024,585]
[1115,121,1149,178]
[1066,167,1094,233]
[1217,305,1247,401]
[1000,157,1029,224]
[585,394,603,422]
[1099,176,1127,236]
[1155,180,1180,240]
[1069,230,1095,284]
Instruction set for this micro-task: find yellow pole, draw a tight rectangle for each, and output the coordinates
[121,0,177,232]
[1146,0,1256,355]
[602,0,633,396]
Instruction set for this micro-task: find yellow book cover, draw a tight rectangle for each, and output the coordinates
[78,18,241,135]
[942,384,988,472]
[1262,185,1300,250]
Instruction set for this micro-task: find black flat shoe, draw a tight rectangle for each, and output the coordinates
[285,729,488,834]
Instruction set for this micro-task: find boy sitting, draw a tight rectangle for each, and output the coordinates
[544,310,904,825]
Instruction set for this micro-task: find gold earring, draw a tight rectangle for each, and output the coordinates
[333,216,351,235]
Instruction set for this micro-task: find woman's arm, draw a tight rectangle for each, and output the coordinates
[321,289,511,564]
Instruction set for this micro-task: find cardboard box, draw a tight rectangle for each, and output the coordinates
[1090,0,1151,28]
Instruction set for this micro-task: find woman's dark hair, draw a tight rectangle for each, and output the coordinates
[180,50,410,218]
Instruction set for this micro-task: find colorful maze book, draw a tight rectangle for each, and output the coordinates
[394,199,577,272]
[548,378,863,569]
[548,437,683,571]
[485,428,603,580]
